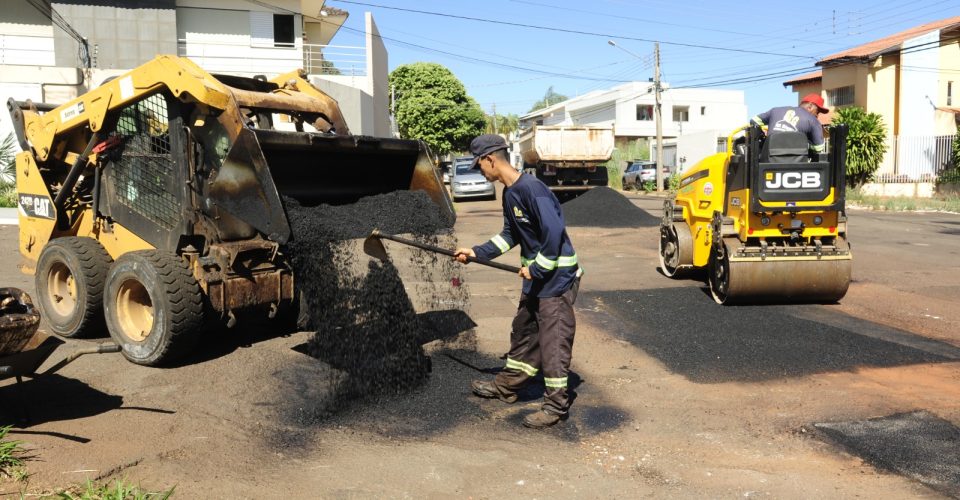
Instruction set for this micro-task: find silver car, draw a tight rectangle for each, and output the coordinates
[450,156,495,201]
[623,160,668,189]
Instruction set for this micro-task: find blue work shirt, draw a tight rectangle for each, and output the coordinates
[473,174,581,298]
[752,106,825,152]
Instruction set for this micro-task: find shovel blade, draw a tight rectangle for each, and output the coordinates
[363,234,391,262]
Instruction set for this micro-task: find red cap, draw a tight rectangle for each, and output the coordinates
[801,93,828,114]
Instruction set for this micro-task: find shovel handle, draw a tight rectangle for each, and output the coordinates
[373,231,521,274]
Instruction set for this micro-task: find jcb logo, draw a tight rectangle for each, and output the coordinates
[765,171,821,189]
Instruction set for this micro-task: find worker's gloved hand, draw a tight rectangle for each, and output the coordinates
[518,266,532,280]
[454,248,476,264]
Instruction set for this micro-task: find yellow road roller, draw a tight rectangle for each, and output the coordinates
[659,124,851,304]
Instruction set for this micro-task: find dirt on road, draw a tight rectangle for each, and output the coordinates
[1,190,959,499]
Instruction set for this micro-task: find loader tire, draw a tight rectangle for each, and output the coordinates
[104,251,204,366]
[35,237,112,338]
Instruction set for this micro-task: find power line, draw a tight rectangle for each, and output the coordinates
[333,0,817,60]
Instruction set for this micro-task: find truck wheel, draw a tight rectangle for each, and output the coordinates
[104,251,204,366]
[35,237,112,338]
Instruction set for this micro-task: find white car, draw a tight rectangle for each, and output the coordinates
[450,156,495,201]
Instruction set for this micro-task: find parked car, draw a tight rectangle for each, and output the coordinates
[623,160,669,189]
[438,160,453,184]
[450,156,495,201]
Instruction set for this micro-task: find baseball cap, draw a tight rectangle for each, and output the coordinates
[469,134,508,169]
[801,93,829,114]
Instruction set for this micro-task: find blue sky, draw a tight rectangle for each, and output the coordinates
[326,0,959,118]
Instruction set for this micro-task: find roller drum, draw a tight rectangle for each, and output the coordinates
[710,239,851,304]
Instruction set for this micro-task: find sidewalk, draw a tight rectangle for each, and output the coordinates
[0,208,17,225]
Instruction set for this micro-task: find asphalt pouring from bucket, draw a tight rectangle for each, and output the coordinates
[283,191,474,416]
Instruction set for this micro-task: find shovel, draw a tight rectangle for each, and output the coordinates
[364,229,520,273]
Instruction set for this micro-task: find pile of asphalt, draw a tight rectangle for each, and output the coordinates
[561,187,660,228]
[283,191,471,413]
[814,410,960,497]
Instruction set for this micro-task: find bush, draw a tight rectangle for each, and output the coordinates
[831,107,889,188]
[0,184,15,208]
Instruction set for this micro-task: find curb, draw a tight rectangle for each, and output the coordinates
[0,208,18,225]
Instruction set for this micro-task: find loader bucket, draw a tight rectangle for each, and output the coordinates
[252,129,452,213]
[0,288,41,357]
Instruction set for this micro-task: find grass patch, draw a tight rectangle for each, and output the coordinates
[846,188,960,213]
[0,183,16,208]
[0,425,25,475]
[54,478,175,499]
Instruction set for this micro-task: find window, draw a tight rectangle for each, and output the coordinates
[673,106,689,122]
[827,86,854,107]
[949,81,954,106]
[701,106,706,115]
[636,104,654,121]
[273,14,295,47]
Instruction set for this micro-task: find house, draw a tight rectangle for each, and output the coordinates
[519,82,747,172]
[784,16,960,188]
[0,0,390,137]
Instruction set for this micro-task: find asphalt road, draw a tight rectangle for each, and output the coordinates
[1,191,959,498]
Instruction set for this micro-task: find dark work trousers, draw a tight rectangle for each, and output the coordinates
[492,277,579,415]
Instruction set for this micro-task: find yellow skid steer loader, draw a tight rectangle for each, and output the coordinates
[8,55,452,365]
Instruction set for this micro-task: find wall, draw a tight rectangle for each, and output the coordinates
[366,12,390,137]
[310,76,373,135]
[0,0,56,66]
[176,6,303,77]
[52,2,177,70]
[788,81,821,105]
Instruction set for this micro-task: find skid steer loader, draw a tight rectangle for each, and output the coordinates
[8,55,452,366]
[658,124,851,304]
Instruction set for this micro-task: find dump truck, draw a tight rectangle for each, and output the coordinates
[7,55,452,366]
[517,125,613,197]
[658,124,851,304]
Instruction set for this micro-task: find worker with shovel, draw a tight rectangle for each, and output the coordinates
[454,134,582,429]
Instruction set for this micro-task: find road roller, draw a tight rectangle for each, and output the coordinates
[659,124,851,304]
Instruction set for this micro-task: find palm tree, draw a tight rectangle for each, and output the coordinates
[0,132,18,185]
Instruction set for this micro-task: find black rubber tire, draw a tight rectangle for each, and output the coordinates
[104,251,204,366]
[35,237,112,338]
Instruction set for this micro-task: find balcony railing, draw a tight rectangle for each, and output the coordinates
[176,39,365,79]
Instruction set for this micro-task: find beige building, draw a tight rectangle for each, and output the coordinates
[783,16,960,185]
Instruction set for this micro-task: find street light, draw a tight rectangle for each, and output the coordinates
[607,40,644,61]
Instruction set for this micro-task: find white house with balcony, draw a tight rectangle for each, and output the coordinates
[520,82,747,171]
[0,0,390,138]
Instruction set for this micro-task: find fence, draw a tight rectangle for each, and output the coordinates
[874,134,955,183]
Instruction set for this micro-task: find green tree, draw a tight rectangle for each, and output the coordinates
[831,106,888,188]
[528,86,568,113]
[389,63,485,155]
[484,113,519,135]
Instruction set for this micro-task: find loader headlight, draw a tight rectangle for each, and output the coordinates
[760,216,770,226]
[813,216,823,225]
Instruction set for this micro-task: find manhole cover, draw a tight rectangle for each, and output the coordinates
[815,410,960,497]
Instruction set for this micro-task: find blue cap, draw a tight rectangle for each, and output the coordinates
[469,134,508,169]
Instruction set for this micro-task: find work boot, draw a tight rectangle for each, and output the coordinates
[522,410,563,429]
[471,380,517,404]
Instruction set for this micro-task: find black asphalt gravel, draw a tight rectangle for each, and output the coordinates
[586,286,953,383]
[562,187,660,228]
[815,410,960,497]
[283,191,462,414]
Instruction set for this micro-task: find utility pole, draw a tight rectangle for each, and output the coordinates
[492,103,498,135]
[654,42,664,193]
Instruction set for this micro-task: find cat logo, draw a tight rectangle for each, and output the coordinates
[765,171,821,189]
